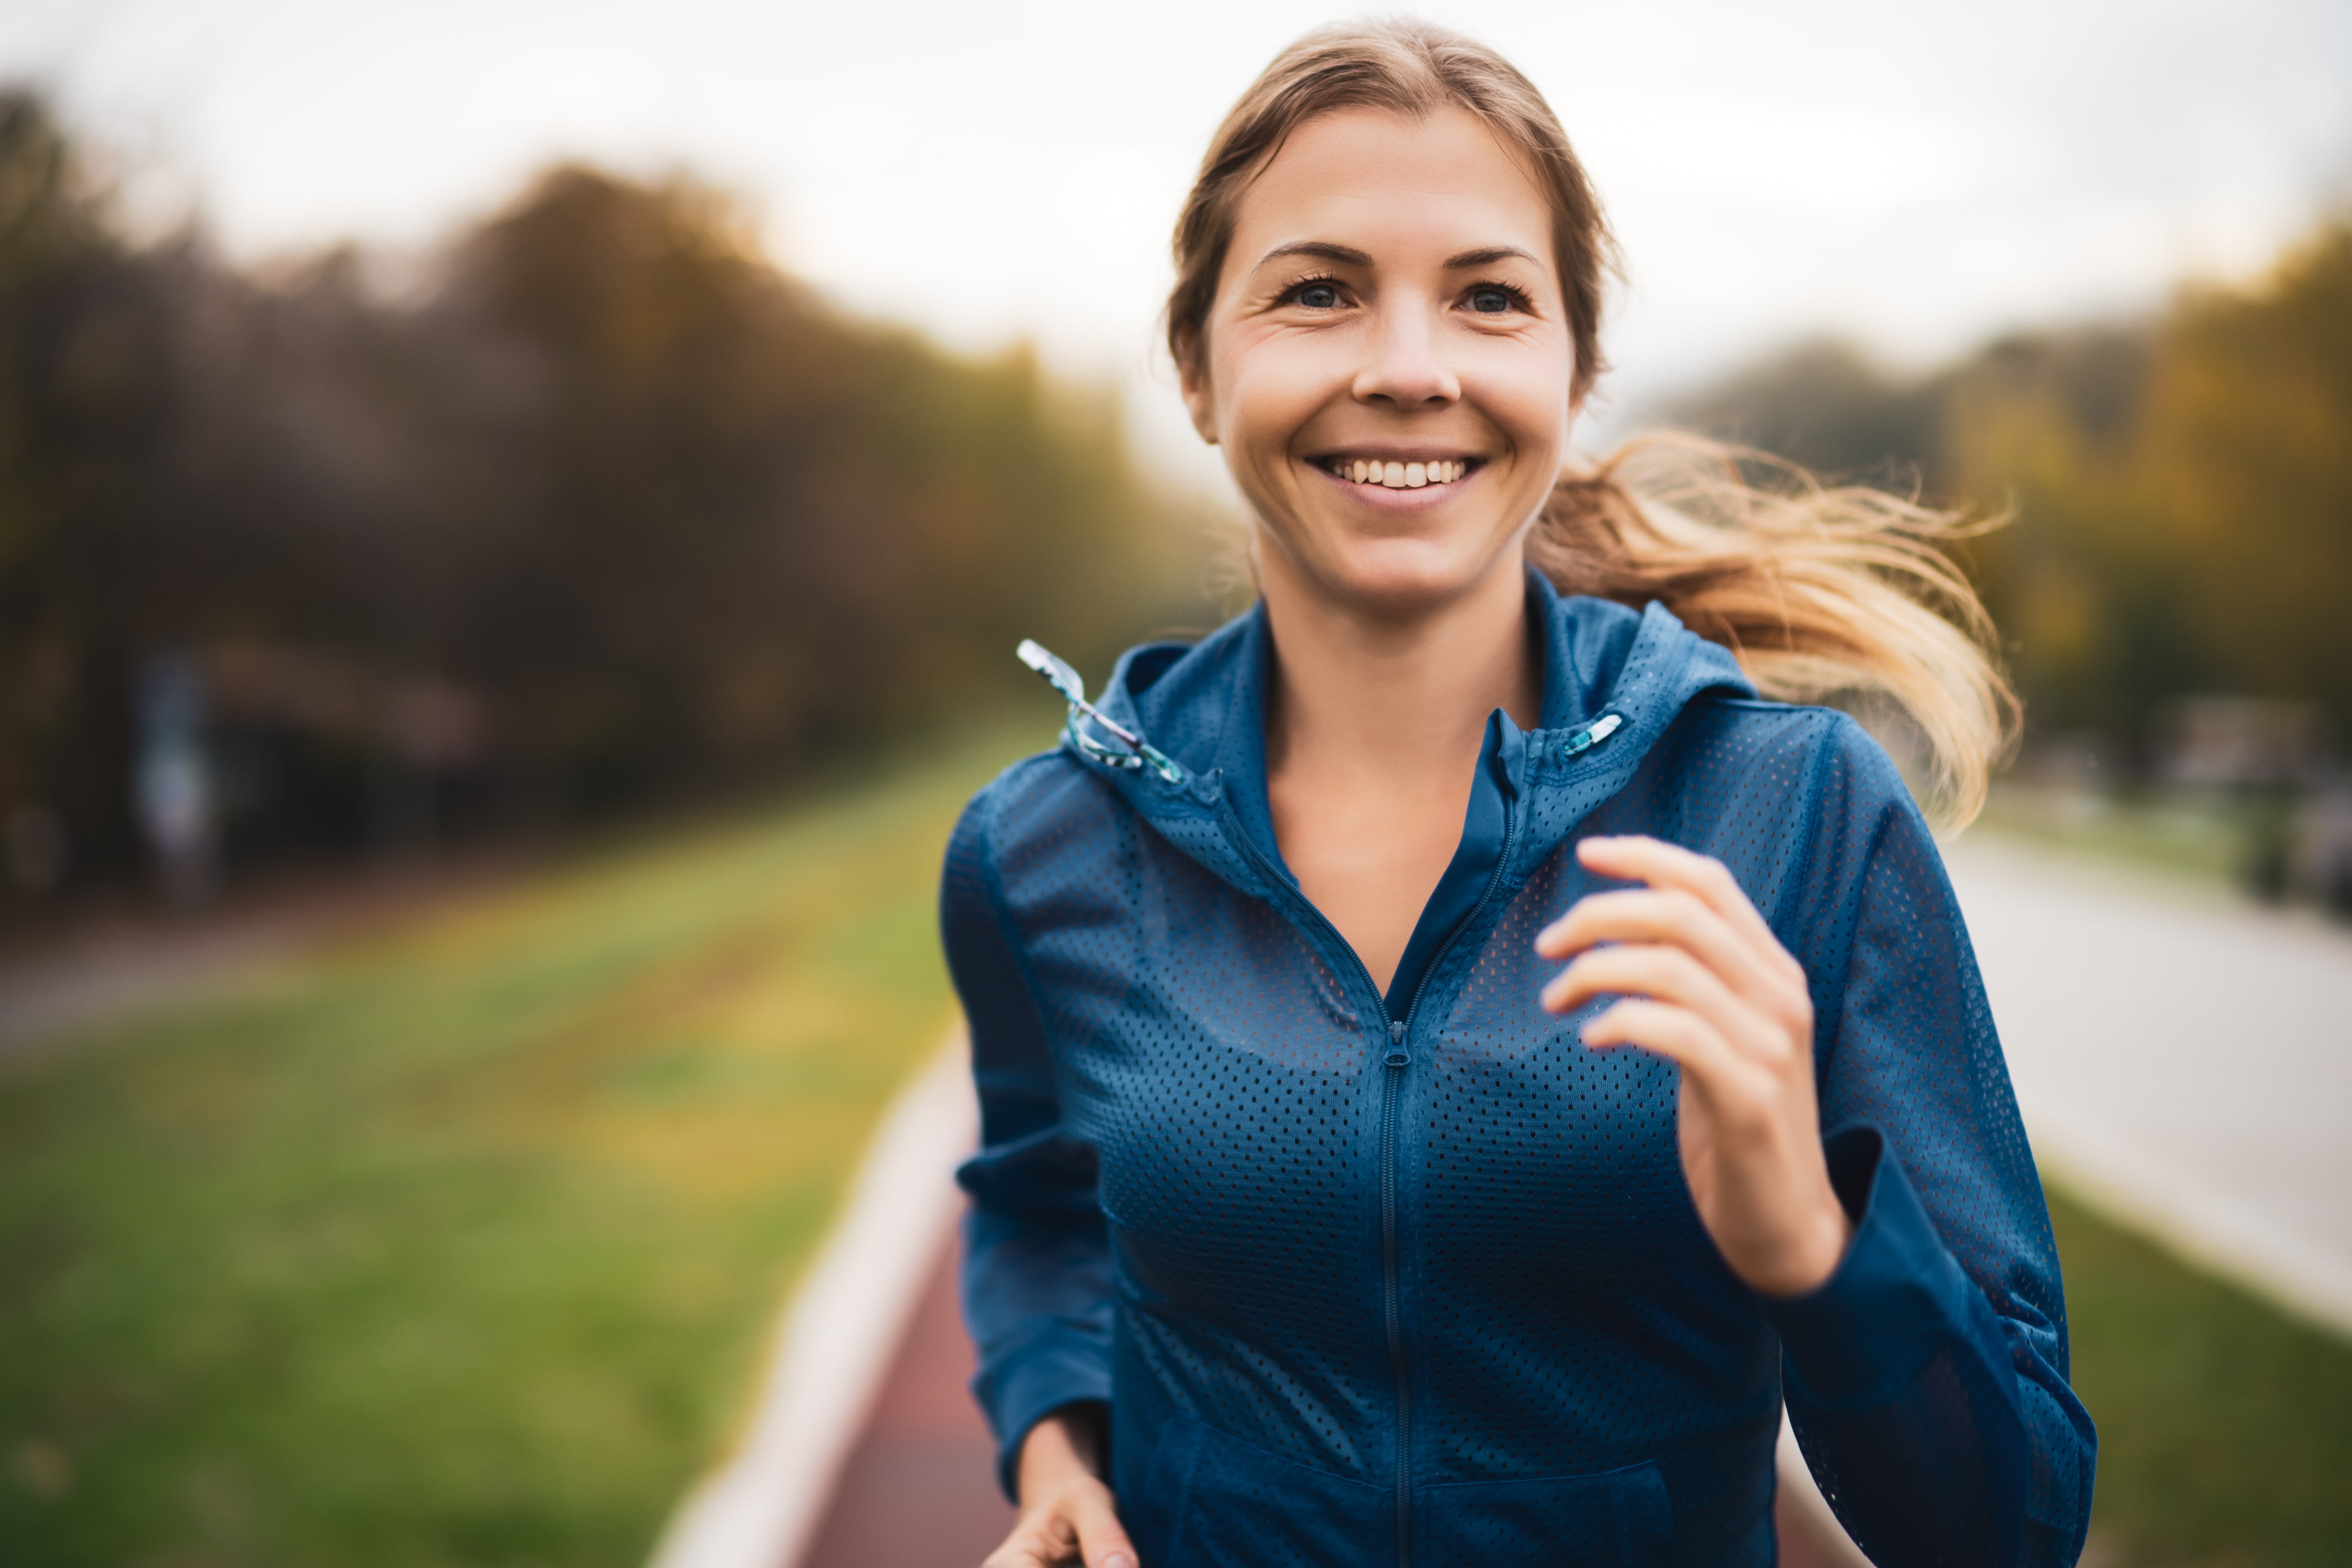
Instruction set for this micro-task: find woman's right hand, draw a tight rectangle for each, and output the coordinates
[982,1404,1137,1568]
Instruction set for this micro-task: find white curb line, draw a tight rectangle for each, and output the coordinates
[649,1029,975,1568]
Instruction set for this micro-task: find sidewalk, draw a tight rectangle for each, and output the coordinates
[1946,835,2352,1334]
[0,855,521,1058]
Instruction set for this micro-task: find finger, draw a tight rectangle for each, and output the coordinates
[1541,944,1749,1044]
[1534,887,1781,1002]
[983,1502,1083,1568]
[1574,837,1789,971]
[1070,1488,1138,1568]
[981,1528,1056,1568]
[1579,997,1747,1089]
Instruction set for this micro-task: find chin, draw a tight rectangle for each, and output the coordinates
[1310,536,1512,620]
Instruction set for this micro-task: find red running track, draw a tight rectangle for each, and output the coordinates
[799,1245,1016,1566]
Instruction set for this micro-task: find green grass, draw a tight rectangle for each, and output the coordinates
[1974,783,2259,892]
[3,722,2347,1566]
[0,721,1050,1568]
[2053,1190,2352,1566]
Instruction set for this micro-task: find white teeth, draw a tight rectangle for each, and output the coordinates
[1335,458,1472,486]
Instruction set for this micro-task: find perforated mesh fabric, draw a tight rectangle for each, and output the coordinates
[950,585,2095,1568]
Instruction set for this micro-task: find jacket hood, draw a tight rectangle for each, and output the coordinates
[1050,573,1754,896]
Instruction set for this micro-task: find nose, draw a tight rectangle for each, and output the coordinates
[1352,296,1460,410]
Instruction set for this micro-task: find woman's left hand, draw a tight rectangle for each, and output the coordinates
[1535,834,1851,1297]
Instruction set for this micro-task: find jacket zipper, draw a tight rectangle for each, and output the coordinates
[1379,1027,1411,1566]
[1383,794,1518,1566]
[1214,787,1520,1568]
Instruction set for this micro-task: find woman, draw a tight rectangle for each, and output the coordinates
[945,20,2095,1568]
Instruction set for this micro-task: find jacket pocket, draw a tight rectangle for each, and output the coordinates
[1130,1414,1388,1567]
[1416,1461,1674,1568]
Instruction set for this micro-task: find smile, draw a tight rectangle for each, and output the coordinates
[1318,456,1478,489]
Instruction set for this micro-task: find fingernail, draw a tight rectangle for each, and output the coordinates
[1105,1555,1135,1568]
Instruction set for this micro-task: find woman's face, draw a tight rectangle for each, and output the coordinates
[1182,106,1579,619]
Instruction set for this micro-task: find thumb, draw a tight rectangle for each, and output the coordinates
[1070,1486,1138,1568]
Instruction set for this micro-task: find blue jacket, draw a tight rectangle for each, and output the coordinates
[943,578,2095,1567]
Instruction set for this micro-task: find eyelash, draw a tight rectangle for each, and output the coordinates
[1279,273,1345,306]
[1276,274,1536,314]
[1464,279,1535,314]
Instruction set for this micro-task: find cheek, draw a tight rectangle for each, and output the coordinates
[1479,345,1578,448]
[1214,331,1345,453]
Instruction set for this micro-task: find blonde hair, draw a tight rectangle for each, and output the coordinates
[1167,19,2018,829]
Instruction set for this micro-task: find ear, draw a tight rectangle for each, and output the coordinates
[1175,333,1220,446]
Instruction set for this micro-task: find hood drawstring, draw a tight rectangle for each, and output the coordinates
[1018,639,1187,787]
[1553,712,1623,765]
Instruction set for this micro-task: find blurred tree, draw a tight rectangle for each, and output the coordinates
[0,93,176,885]
[440,166,1170,812]
[1665,235,2352,767]
[0,97,1198,911]
[1656,337,1942,489]
[2138,226,2352,724]
[1936,330,2191,750]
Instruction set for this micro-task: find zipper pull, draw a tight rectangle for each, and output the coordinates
[1386,1018,1409,1067]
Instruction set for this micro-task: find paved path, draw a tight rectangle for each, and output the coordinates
[1946,837,2352,1334]
[0,857,519,1058]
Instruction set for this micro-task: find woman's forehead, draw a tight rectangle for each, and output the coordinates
[1230,106,1556,267]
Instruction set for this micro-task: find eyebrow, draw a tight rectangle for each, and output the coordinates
[1253,241,1544,271]
[1444,245,1541,269]
[1256,241,1373,269]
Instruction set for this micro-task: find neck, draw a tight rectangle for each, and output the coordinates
[1259,547,1542,791]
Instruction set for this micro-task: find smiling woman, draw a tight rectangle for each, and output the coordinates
[948,19,2092,1568]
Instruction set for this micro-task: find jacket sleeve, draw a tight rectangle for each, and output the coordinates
[942,785,1114,1499]
[1765,720,2098,1568]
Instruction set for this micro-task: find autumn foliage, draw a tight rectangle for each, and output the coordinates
[1669,221,2352,764]
[0,94,1189,898]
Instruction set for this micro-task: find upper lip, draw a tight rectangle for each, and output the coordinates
[1312,448,1485,465]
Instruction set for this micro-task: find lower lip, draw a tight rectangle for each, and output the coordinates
[1313,464,1477,509]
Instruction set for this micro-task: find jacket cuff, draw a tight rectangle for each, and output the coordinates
[1766,1123,1980,1404]
[976,1328,1114,1500]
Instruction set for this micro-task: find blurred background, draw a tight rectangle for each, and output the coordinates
[0,2,2346,1566]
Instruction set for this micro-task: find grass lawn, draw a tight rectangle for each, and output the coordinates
[1974,783,2260,893]
[2,719,2346,1566]
[2053,1191,2352,1567]
[0,720,1049,1568]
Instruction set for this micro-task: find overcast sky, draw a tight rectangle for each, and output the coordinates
[5,0,2348,481]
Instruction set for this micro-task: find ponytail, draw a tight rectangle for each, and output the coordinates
[1530,435,2017,830]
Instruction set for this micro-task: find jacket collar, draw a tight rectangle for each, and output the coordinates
[1067,572,1754,896]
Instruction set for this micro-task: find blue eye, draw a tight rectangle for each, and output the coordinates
[1297,281,1341,309]
[1469,285,1518,314]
